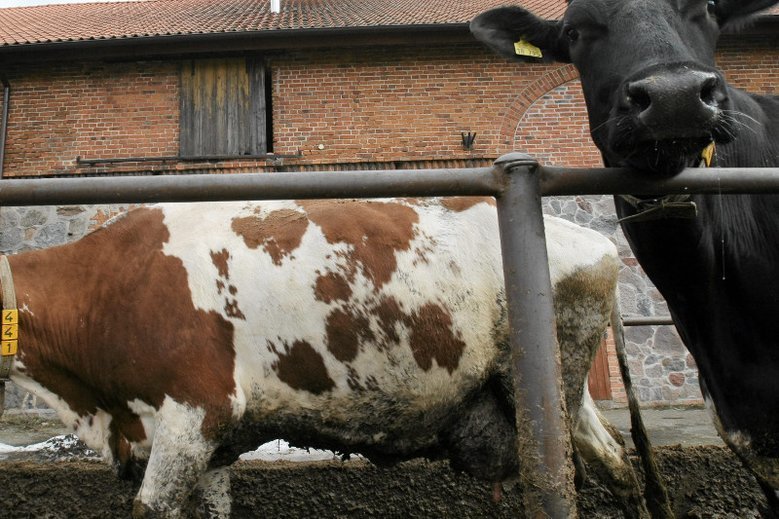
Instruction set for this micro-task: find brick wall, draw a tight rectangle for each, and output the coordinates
[1,39,774,179]
[718,36,779,95]
[0,44,573,177]
[270,44,551,162]
[514,79,601,168]
[2,61,179,177]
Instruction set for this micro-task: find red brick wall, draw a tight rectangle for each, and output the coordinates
[604,328,628,404]
[513,79,602,168]
[3,61,179,177]
[0,38,775,179]
[0,44,565,177]
[718,36,779,95]
[270,44,560,163]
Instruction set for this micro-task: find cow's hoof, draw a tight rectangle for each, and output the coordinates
[132,500,178,519]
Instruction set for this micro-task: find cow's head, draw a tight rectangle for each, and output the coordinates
[471,0,778,175]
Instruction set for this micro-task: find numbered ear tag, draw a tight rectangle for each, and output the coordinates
[514,39,543,58]
[1,310,18,356]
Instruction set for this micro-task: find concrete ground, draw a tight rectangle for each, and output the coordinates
[602,406,724,448]
[0,411,67,448]
[0,405,724,450]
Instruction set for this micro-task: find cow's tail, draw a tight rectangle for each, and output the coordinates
[610,290,674,519]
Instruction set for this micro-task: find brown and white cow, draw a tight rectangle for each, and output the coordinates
[2,197,637,517]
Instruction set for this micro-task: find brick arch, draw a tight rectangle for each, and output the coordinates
[513,78,603,168]
[497,64,603,168]
[497,63,580,150]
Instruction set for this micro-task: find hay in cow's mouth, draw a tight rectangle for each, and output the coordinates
[614,137,715,176]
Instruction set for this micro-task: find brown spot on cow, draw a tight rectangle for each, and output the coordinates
[210,249,230,279]
[231,208,309,266]
[374,296,465,374]
[375,296,404,344]
[298,200,419,289]
[325,307,373,362]
[272,340,335,395]
[108,407,148,471]
[314,272,352,303]
[225,299,246,320]
[346,365,364,391]
[406,303,466,374]
[441,196,495,213]
[10,207,237,440]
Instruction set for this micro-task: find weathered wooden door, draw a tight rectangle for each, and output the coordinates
[180,58,267,156]
[588,334,613,400]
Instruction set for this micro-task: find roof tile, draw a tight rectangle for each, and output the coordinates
[0,0,562,46]
[0,0,774,48]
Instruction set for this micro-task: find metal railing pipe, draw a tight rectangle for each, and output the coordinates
[5,164,779,207]
[622,316,675,327]
[495,153,577,517]
[541,165,779,196]
[0,168,501,206]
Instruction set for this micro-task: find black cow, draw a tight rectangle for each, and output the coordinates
[472,0,779,511]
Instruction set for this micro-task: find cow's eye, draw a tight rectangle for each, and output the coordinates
[565,27,580,42]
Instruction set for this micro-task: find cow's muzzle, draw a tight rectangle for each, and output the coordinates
[623,68,727,140]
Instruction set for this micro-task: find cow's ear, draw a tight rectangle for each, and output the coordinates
[470,7,570,63]
[713,0,779,30]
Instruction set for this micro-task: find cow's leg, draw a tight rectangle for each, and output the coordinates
[573,388,649,519]
[715,434,779,515]
[704,394,779,514]
[722,441,779,516]
[132,398,219,519]
[186,467,232,518]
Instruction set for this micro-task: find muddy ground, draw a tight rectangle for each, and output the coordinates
[0,441,767,518]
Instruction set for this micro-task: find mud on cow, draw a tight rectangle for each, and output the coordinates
[1,197,641,517]
[472,0,779,512]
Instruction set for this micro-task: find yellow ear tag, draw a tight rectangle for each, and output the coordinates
[514,39,543,58]
[701,142,716,167]
[1,310,18,357]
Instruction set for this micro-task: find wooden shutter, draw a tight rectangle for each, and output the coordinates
[588,336,613,401]
[180,58,267,157]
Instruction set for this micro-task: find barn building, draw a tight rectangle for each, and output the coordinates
[0,0,777,408]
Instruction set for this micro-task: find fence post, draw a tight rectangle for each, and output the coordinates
[494,153,577,518]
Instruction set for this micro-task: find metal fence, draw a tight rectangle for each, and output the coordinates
[3,152,779,517]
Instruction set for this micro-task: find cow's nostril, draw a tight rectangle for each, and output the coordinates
[700,76,719,107]
[627,84,651,112]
